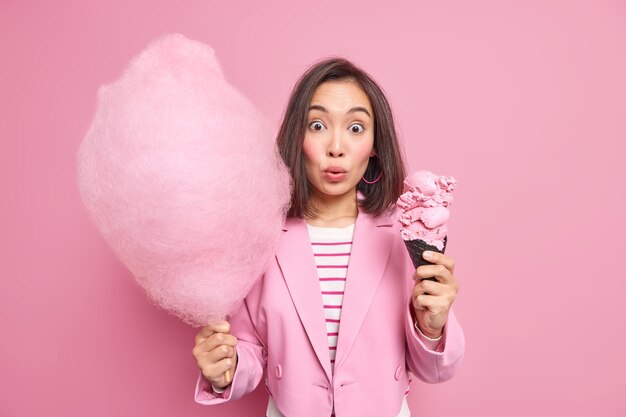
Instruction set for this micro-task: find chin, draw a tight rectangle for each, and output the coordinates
[315,183,358,198]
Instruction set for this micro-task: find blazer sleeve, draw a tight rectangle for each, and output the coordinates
[404,289,465,383]
[194,290,268,404]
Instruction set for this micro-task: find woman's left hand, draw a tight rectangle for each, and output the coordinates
[412,251,460,339]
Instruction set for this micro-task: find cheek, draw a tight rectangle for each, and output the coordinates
[352,139,375,168]
[302,138,323,166]
[354,145,372,160]
[302,139,320,180]
[302,139,315,162]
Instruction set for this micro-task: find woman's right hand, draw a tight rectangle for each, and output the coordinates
[192,320,238,389]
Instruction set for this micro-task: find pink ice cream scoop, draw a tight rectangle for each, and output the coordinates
[396,170,457,269]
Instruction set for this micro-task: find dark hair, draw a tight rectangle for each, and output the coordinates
[277,57,407,218]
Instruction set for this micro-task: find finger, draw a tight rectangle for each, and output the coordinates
[208,344,236,363]
[413,293,444,311]
[208,320,231,334]
[412,293,435,311]
[415,264,453,285]
[202,357,234,382]
[214,357,234,380]
[422,251,455,274]
[195,328,212,346]
[196,320,231,344]
[195,342,236,372]
[413,283,457,309]
[413,279,446,297]
[204,332,238,352]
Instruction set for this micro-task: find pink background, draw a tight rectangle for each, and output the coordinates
[2,0,625,416]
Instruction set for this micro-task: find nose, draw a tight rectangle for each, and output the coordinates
[327,130,345,158]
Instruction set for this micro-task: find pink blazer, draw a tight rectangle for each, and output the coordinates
[195,205,465,416]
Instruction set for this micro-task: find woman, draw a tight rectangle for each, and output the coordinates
[192,57,465,417]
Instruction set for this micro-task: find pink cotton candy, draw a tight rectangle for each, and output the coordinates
[76,33,291,327]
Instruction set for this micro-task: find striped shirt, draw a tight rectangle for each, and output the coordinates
[307,222,353,376]
[306,223,415,417]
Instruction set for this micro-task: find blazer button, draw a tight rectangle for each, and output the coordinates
[394,366,403,381]
[275,364,283,379]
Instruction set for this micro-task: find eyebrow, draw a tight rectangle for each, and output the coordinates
[308,104,372,119]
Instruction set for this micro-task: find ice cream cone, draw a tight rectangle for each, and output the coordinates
[404,236,448,281]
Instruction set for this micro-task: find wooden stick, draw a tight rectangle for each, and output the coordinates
[223,314,231,384]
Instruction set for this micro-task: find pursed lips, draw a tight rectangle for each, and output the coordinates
[323,166,348,174]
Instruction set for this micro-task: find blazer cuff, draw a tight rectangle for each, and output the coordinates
[414,320,444,351]
[195,371,234,403]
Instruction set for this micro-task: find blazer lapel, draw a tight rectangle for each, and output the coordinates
[333,210,394,373]
[275,206,396,382]
[276,217,334,381]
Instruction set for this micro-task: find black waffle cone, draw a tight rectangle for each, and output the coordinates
[404,236,448,270]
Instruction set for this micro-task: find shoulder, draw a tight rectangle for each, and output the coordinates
[356,208,406,252]
[281,215,310,231]
[361,206,401,231]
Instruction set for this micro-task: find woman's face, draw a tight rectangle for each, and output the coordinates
[303,80,375,201]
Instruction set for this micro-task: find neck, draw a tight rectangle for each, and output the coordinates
[306,188,358,227]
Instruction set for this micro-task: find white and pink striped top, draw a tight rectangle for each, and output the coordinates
[306,222,354,376]
[307,222,418,417]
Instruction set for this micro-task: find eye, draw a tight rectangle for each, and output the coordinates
[349,123,365,133]
[308,121,325,131]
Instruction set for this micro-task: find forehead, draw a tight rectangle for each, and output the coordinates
[309,80,372,113]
